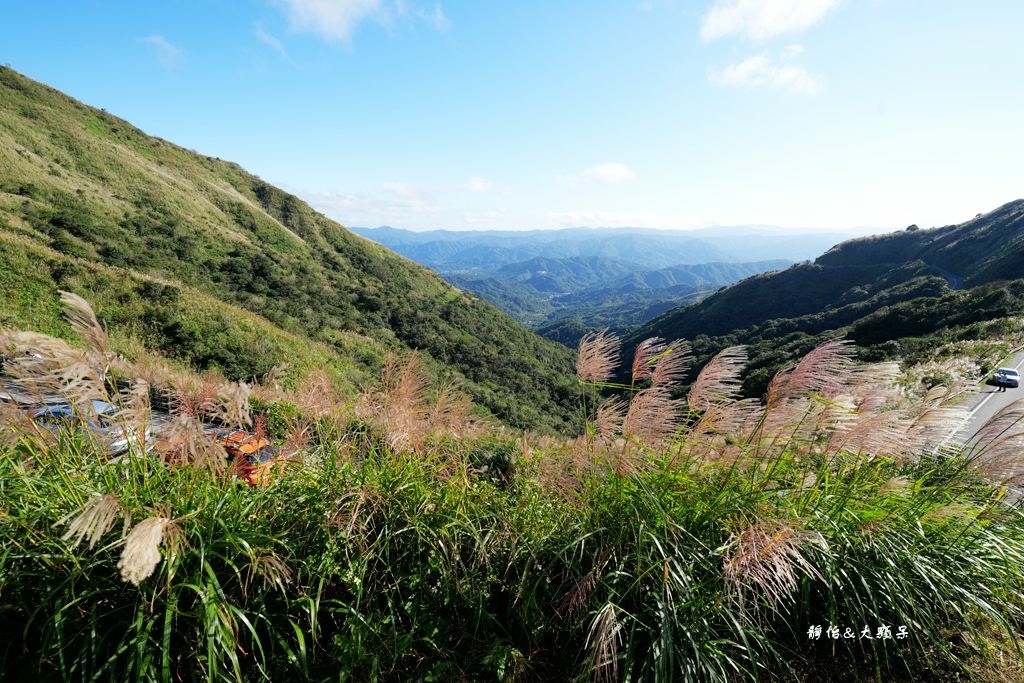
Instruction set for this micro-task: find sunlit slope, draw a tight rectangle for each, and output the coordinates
[0,66,579,431]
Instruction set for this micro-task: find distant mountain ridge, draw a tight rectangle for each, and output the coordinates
[351,225,866,272]
[353,224,820,338]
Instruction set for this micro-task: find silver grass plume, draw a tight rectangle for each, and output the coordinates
[723,518,824,619]
[59,493,124,550]
[577,330,620,384]
[58,290,109,356]
[688,346,747,410]
[766,340,856,407]
[595,396,627,441]
[630,337,665,383]
[622,386,681,446]
[118,515,172,586]
[586,602,622,683]
[650,341,691,389]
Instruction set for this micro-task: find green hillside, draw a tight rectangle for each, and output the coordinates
[627,200,1024,394]
[0,66,579,431]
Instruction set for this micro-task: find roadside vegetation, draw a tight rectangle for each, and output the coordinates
[2,297,1023,681]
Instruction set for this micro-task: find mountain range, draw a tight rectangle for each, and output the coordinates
[353,225,827,335]
[626,199,1024,394]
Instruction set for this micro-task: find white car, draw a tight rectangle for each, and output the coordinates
[992,368,1020,388]
[30,399,151,455]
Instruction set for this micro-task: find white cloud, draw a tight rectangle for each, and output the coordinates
[430,3,451,31]
[465,176,494,193]
[461,209,506,226]
[379,180,427,202]
[275,0,383,43]
[303,183,442,227]
[255,25,288,57]
[274,0,449,43]
[583,162,636,185]
[139,35,182,67]
[701,0,841,42]
[709,45,820,94]
[547,209,665,228]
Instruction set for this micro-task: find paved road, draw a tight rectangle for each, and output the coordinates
[948,349,1024,445]
[930,265,962,290]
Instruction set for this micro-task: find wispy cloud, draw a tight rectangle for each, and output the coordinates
[559,162,636,186]
[139,35,182,67]
[701,0,841,42]
[464,176,494,193]
[275,0,383,43]
[584,162,635,184]
[709,44,820,94]
[429,3,451,31]
[547,209,665,228]
[303,181,443,227]
[255,24,289,58]
[273,0,450,44]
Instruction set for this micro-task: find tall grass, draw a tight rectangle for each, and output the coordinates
[1,305,1023,681]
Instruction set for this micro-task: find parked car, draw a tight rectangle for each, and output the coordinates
[29,399,150,455]
[213,429,284,486]
[991,368,1020,388]
[151,422,285,486]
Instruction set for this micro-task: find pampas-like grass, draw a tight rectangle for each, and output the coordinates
[974,432,1024,485]
[649,341,691,389]
[586,602,622,683]
[59,493,125,550]
[688,345,747,410]
[723,518,823,619]
[58,290,109,356]
[356,353,477,453]
[249,552,294,594]
[210,381,252,429]
[630,337,665,383]
[577,330,619,384]
[118,516,172,586]
[594,396,627,441]
[428,382,474,439]
[766,340,856,407]
[622,387,680,446]
[158,412,228,476]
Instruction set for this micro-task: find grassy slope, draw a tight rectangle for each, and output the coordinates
[0,67,579,431]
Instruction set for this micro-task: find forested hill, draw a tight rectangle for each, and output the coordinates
[0,66,579,432]
[626,199,1024,394]
[635,200,1024,342]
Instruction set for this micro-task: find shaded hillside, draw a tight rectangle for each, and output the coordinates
[817,200,1024,286]
[0,66,579,431]
[626,200,1024,395]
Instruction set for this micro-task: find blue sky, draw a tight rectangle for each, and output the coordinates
[3,1,1022,231]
